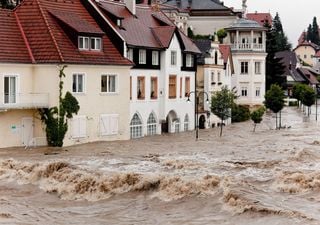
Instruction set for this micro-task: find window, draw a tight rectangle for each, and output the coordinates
[130,76,132,100]
[4,76,17,104]
[256,87,261,97]
[150,77,158,99]
[185,77,190,97]
[211,71,215,84]
[186,54,194,67]
[100,114,119,136]
[137,76,145,99]
[241,87,248,97]
[152,51,159,66]
[72,115,87,138]
[171,51,177,66]
[169,75,177,99]
[180,77,183,98]
[241,62,249,74]
[130,113,143,139]
[127,48,133,61]
[255,62,261,74]
[214,51,218,65]
[90,37,102,50]
[101,75,117,93]
[175,118,180,133]
[147,113,157,136]
[78,36,89,50]
[73,73,85,93]
[184,114,189,131]
[217,72,221,84]
[139,49,146,64]
[304,55,307,59]
[79,36,101,51]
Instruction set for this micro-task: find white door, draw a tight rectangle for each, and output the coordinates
[22,117,33,146]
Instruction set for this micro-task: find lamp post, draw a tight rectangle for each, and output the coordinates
[187,91,209,140]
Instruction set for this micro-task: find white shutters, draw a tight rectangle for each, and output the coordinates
[72,115,87,138]
[100,114,119,136]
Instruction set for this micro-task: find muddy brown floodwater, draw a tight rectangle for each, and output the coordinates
[1,107,320,225]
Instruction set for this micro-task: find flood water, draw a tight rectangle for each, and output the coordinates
[1,107,320,225]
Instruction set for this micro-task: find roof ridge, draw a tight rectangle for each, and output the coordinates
[36,0,64,62]
[14,11,35,63]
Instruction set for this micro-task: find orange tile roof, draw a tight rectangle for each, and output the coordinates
[0,0,131,65]
[246,12,272,27]
[219,44,231,64]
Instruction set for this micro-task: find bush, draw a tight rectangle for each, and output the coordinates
[231,104,250,123]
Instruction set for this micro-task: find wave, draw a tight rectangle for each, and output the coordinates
[0,159,220,201]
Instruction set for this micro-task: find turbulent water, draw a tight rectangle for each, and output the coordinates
[1,107,320,225]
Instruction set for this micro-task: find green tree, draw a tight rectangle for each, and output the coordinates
[38,66,80,147]
[265,21,286,90]
[301,85,316,117]
[272,13,292,51]
[211,86,235,137]
[264,84,285,129]
[217,28,227,44]
[231,104,250,123]
[250,107,265,132]
[292,83,305,107]
[307,24,313,42]
[312,17,320,45]
[0,0,15,9]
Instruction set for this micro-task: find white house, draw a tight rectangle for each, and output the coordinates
[0,0,132,148]
[95,0,200,138]
[225,18,267,106]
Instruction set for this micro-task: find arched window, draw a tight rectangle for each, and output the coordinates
[184,114,189,131]
[175,118,180,133]
[130,113,143,139]
[147,113,157,136]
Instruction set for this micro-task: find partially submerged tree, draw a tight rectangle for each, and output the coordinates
[250,107,265,132]
[39,66,80,147]
[211,86,235,137]
[301,85,316,117]
[264,84,285,129]
[292,83,306,107]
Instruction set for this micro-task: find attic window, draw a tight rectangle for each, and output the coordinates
[78,36,102,51]
[117,19,122,27]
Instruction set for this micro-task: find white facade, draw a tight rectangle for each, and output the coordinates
[225,19,267,106]
[129,34,195,138]
[0,63,131,148]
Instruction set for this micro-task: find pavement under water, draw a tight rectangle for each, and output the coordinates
[0,107,320,225]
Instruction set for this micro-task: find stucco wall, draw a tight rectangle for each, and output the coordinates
[294,46,315,66]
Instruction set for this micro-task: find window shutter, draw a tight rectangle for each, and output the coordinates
[110,115,119,135]
[72,116,86,138]
[100,114,118,136]
[79,116,87,138]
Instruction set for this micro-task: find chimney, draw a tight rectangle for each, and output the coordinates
[124,0,136,15]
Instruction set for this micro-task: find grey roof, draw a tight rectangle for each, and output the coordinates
[194,39,211,64]
[162,0,230,11]
[226,18,267,30]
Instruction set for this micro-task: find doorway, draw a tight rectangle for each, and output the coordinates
[22,117,33,146]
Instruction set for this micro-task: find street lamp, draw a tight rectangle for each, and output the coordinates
[187,91,210,140]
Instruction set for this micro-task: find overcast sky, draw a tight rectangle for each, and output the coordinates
[223,0,320,47]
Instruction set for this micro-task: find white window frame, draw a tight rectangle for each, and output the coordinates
[100,114,119,136]
[240,61,249,74]
[186,54,194,67]
[78,36,89,50]
[147,113,157,136]
[101,74,118,94]
[127,48,133,61]
[152,51,159,66]
[72,73,85,94]
[3,74,18,104]
[256,87,261,97]
[139,49,146,64]
[241,87,248,97]
[130,113,143,139]
[255,61,261,74]
[171,50,177,66]
[72,115,87,139]
[90,37,102,51]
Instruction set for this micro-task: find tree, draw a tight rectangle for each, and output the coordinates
[272,13,292,51]
[216,28,227,44]
[211,86,235,137]
[292,83,305,107]
[265,21,286,90]
[264,84,285,129]
[312,17,320,45]
[250,107,265,132]
[307,24,313,42]
[38,66,80,147]
[301,85,316,117]
[0,0,15,9]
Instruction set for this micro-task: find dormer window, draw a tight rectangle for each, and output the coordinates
[78,36,102,51]
[79,36,89,50]
[117,19,122,27]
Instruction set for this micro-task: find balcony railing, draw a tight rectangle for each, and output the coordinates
[231,43,264,51]
[0,93,49,109]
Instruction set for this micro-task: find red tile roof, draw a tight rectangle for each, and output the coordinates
[98,0,200,53]
[219,44,231,64]
[0,0,131,65]
[0,9,32,63]
[246,12,272,27]
[299,67,319,85]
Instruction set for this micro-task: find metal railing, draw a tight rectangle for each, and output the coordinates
[231,43,264,51]
[0,93,49,109]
